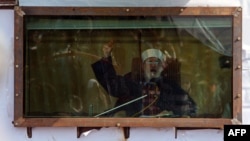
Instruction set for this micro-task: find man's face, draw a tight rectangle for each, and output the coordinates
[143,57,163,81]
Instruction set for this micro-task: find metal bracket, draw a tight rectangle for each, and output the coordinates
[123,127,130,139]
[27,127,32,138]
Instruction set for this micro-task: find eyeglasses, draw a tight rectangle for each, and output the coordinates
[145,61,160,65]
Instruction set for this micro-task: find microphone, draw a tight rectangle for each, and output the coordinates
[143,80,160,98]
[145,82,157,90]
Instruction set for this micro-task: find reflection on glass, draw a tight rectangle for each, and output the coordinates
[24,16,232,118]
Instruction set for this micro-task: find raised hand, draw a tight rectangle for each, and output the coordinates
[102,40,114,58]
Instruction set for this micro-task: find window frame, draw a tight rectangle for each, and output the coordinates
[14,7,242,130]
[0,0,17,5]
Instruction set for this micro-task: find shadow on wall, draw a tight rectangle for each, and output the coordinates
[0,32,9,85]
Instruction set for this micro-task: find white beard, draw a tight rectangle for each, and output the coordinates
[144,67,163,82]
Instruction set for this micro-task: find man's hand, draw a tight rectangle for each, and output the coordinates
[155,110,173,117]
[162,44,179,70]
[102,40,114,58]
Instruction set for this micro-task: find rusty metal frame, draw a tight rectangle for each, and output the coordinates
[0,0,17,7]
[13,6,242,138]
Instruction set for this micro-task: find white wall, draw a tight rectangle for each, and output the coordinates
[1,0,249,141]
[18,0,240,7]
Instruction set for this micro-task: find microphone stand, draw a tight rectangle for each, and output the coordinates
[94,95,147,117]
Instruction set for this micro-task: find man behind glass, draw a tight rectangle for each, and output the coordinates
[91,42,196,117]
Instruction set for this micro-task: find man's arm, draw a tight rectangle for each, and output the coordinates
[91,56,119,97]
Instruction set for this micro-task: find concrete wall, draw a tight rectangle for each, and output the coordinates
[1,0,249,141]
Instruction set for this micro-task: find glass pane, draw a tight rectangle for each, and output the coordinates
[24,16,232,118]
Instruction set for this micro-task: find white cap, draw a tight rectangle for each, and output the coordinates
[141,49,165,62]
